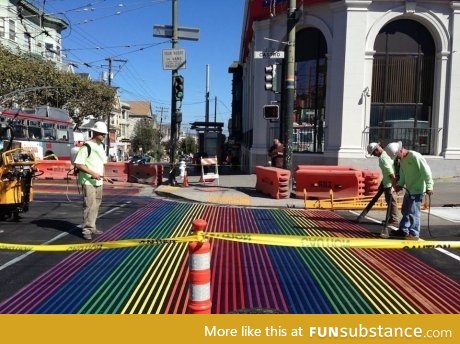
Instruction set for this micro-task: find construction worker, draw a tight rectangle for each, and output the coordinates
[74,121,113,240]
[268,138,284,168]
[367,142,399,238]
[384,141,434,240]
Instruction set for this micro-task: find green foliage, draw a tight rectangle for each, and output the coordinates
[130,120,164,161]
[0,46,116,125]
[179,136,197,155]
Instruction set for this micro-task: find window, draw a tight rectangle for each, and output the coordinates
[0,18,5,38]
[295,28,328,153]
[45,43,54,58]
[371,19,435,154]
[8,19,15,41]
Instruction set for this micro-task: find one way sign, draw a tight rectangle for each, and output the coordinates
[254,51,285,59]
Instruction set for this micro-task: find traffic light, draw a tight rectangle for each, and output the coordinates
[174,75,184,101]
[263,104,279,120]
[264,64,279,93]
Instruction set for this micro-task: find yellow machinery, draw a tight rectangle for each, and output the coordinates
[304,188,402,210]
[0,147,36,220]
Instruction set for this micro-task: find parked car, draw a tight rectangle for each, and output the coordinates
[129,155,151,164]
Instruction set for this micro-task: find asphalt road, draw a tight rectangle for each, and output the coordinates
[0,194,152,303]
[0,177,459,312]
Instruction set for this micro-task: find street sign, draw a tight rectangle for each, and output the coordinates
[162,48,186,70]
[254,51,285,59]
[153,25,200,41]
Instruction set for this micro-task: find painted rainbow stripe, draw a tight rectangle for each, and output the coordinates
[0,200,458,314]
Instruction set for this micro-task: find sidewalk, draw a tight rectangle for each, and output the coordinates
[155,174,460,209]
[155,174,305,208]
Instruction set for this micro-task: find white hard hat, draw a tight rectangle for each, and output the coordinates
[367,142,379,155]
[90,121,108,134]
[384,141,402,159]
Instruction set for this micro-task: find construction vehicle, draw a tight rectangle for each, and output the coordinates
[0,114,38,221]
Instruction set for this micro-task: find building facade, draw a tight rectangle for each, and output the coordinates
[0,0,67,66]
[236,0,460,178]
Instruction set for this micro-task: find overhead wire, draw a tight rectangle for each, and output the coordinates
[42,0,171,104]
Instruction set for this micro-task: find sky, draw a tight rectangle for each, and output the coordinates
[39,0,245,135]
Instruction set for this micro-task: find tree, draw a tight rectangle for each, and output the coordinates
[130,120,164,161]
[0,46,116,125]
[179,136,197,156]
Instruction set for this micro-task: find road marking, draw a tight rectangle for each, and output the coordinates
[423,207,460,222]
[0,202,130,271]
[349,210,460,262]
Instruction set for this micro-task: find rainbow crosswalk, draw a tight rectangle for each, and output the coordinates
[0,199,459,314]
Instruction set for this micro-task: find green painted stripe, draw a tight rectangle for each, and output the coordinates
[272,209,375,313]
[79,203,204,313]
[283,209,418,313]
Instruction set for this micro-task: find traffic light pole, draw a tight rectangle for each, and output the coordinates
[282,0,296,171]
[169,0,179,185]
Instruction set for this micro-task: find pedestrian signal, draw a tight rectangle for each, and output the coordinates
[263,104,279,120]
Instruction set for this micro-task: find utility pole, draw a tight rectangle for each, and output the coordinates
[106,57,112,157]
[205,64,210,130]
[283,0,297,170]
[156,106,168,138]
[214,96,217,123]
[105,57,127,156]
[153,0,199,184]
[169,0,180,185]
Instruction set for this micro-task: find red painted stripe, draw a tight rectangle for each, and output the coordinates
[355,249,460,313]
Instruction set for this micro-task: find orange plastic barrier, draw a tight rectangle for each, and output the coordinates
[296,165,355,171]
[127,163,158,185]
[104,162,128,182]
[35,160,73,180]
[255,166,291,199]
[295,165,381,198]
[157,164,164,185]
[295,169,365,199]
[362,170,381,196]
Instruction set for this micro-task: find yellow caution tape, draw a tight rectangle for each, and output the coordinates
[205,232,460,250]
[0,237,195,252]
[0,233,459,252]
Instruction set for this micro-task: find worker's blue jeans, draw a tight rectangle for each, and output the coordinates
[399,193,423,237]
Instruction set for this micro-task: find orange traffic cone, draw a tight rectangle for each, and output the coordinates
[183,171,189,187]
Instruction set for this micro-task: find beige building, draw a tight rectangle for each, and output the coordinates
[235,0,460,178]
[0,0,68,68]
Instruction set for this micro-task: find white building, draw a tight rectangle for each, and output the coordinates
[0,0,67,67]
[237,0,460,178]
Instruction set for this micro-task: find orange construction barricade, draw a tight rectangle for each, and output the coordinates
[35,160,73,180]
[295,169,365,199]
[255,166,291,199]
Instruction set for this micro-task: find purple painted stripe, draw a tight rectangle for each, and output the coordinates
[0,200,163,313]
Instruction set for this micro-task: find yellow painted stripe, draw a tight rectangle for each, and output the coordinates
[324,248,418,314]
[121,203,205,314]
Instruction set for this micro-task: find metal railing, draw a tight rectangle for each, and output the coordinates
[269,126,325,153]
[363,126,442,155]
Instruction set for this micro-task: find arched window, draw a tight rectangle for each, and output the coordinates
[294,28,327,153]
[371,19,435,154]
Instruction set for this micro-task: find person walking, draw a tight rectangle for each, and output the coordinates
[74,121,113,240]
[384,141,434,240]
[367,142,399,237]
[268,138,284,168]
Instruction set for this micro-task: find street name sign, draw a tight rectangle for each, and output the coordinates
[162,48,186,70]
[153,25,200,41]
[254,51,285,59]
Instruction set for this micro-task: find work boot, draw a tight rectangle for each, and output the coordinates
[380,227,390,239]
[83,233,92,240]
